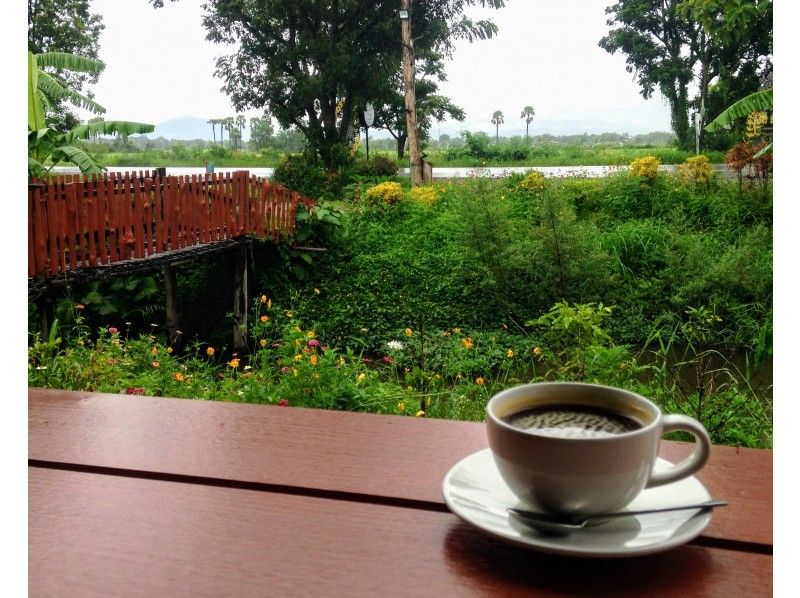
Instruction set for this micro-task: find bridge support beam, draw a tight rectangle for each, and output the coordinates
[232,245,249,353]
[164,266,181,346]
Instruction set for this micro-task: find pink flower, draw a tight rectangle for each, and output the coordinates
[125,387,144,395]
[271,342,281,349]
[363,357,373,364]
[108,327,119,335]
[382,355,394,364]
[280,367,289,374]
[278,399,289,407]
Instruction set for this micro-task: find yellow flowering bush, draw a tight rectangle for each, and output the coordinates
[679,155,713,186]
[365,181,404,205]
[409,185,439,207]
[519,171,547,192]
[628,156,661,182]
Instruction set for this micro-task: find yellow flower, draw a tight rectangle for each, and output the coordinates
[259,339,268,348]
[151,361,160,368]
[426,397,432,408]
[314,288,321,295]
[151,346,158,356]
[261,294,268,304]
[461,337,474,350]
[310,355,318,366]
[404,328,413,337]
[292,367,299,376]
[397,401,406,412]
[357,373,367,383]
[453,328,461,334]
[174,372,185,382]
[206,347,215,357]
[260,315,269,323]
[286,311,294,318]
[506,349,514,358]
[228,358,240,368]
[294,354,303,361]
[306,331,316,338]
[415,410,425,417]
[475,377,485,386]
[533,346,542,356]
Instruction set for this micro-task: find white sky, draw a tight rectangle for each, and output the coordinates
[88,0,673,136]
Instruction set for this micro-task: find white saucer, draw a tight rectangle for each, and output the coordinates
[442,449,713,558]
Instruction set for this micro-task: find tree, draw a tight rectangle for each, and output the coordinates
[373,64,466,159]
[249,113,275,150]
[150,0,505,170]
[520,105,535,139]
[491,110,504,142]
[599,0,771,147]
[28,0,105,131]
[207,119,217,144]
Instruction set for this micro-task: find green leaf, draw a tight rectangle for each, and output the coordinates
[705,89,773,132]
[36,52,105,75]
[28,52,45,133]
[64,120,155,143]
[49,145,104,174]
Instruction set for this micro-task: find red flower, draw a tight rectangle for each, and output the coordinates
[382,355,394,364]
[308,339,321,348]
[278,399,289,407]
[125,387,144,395]
[108,327,119,335]
[362,357,373,364]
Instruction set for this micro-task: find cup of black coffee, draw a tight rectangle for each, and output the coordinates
[485,382,711,517]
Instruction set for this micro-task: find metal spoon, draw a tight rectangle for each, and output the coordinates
[508,499,728,531]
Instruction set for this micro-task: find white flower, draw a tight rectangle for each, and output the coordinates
[387,340,404,351]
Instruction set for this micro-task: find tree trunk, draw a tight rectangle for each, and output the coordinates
[396,133,407,159]
[401,0,423,186]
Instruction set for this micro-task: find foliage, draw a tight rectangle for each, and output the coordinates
[518,171,546,192]
[679,155,713,186]
[409,185,440,207]
[705,89,773,133]
[600,0,772,145]
[628,156,660,182]
[520,106,535,138]
[151,0,505,170]
[364,182,405,205]
[28,0,105,130]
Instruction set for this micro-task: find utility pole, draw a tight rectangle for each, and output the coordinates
[400,0,423,186]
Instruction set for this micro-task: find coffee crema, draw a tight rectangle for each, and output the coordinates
[504,405,643,438]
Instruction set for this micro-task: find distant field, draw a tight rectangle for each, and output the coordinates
[94,143,725,169]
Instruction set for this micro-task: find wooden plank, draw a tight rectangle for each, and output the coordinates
[28,389,772,549]
[29,467,772,598]
[86,177,98,267]
[28,189,37,277]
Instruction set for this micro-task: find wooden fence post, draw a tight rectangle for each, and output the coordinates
[164,265,181,346]
[232,244,249,353]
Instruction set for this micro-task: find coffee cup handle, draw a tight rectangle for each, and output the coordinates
[645,414,711,488]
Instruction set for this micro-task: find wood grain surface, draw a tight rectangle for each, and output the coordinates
[29,467,772,598]
[28,388,772,550]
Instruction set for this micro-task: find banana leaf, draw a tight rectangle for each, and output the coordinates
[705,89,773,133]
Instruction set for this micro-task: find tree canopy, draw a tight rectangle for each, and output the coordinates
[151,0,505,169]
[599,0,771,146]
[28,0,105,130]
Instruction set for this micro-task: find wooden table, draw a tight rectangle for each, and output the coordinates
[29,388,773,597]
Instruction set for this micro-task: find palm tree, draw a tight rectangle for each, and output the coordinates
[491,110,504,143]
[208,119,217,144]
[521,106,535,140]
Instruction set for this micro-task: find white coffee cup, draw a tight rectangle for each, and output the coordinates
[485,382,711,516]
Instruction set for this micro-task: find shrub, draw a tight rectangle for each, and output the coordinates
[519,171,547,192]
[364,181,404,205]
[628,155,661,181]
[271,152,327,199]
[367,155,400,177]
[409,185,439,207]
[679,155,713,186]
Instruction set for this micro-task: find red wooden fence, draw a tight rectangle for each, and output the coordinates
[28,170,315,279]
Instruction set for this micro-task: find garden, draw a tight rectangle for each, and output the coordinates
[28,153,773,449]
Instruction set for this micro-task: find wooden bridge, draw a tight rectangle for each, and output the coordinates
[28,170,316,350]
[28,169,314,282]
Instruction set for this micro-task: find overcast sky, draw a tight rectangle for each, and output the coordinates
[89,0,673,137]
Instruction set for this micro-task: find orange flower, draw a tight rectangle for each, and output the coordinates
[261,294,268,304]
[475,377,485,386]
[206,347,215,357]
[174,372,185,382]
[404,328,413,337]
[461,337,474,350]
[310,355,319,366]
[228,358,240,368]
[260,315,269,323]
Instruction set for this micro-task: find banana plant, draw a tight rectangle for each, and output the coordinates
[28,51,154,178]
[705,89,773,157]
